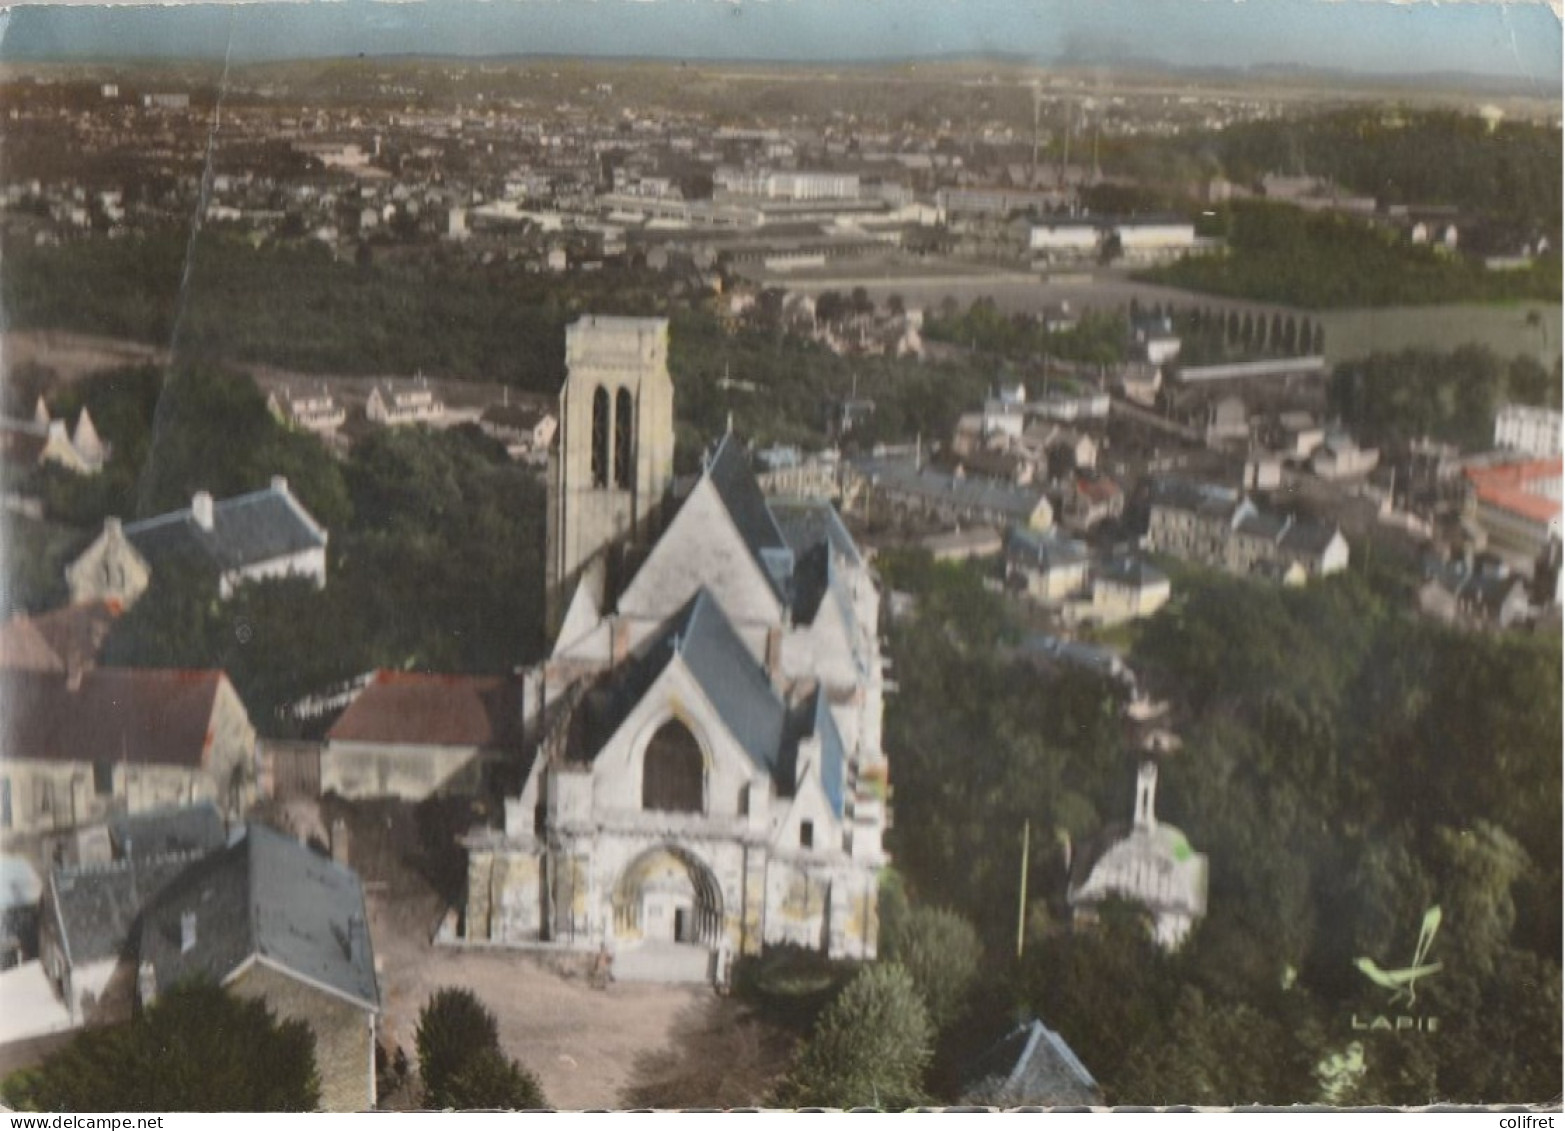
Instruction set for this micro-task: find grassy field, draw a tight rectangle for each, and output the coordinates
[1316,301,1561,368]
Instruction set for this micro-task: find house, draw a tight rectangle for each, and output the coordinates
[1276,411,1326,461]
[1068,762,1208,951]
[1463,457,1563,557]
[962,1019,1102,1108]
[267,386,347,435]
[921,527,1003,563]
[1006,528,1090,604]
[1061,474,1123,532]
[136,824,380,1112]
[68,478,328,606]
[321,671,525,801]
[1418,555,1533,630]
[479,402,558,462]
[1144,477,1348,580]
[0,405,105,476]
[365,378,446,427]
[0,668,258,840]
[463,317,888,983]
[845,457,1054,533]
[1088,557,1171,625]
[1204,395,1249,446]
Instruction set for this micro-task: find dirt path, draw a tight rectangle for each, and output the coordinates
[367,890,710,1110]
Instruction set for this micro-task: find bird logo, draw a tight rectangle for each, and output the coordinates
[1353,905,1443,1008]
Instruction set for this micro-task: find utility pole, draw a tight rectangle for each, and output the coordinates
[1016,818,1031,960]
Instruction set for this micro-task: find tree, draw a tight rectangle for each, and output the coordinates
[775,964,934,1109]
[881,906,984,1032]
[416,988,500,1107]
[443,1047,547,1111]
[1,982,319,1112]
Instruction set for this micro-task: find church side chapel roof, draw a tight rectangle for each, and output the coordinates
[564,588,845,810]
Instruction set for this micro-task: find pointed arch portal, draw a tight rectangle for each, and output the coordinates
[613,845,724,947]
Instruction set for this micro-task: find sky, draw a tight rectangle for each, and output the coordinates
[0,0,1559,87]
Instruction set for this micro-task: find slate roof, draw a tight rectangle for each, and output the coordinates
[1096,557,1169,590]
[50,853,202,967]
[767,498,865,628]
[963,1020,1101,1108]
[674,589,788,777]
[327,671,523,749]
[706,434,794,603]
[566,589,791,784]
[109,803,228,862]
[0,668,226,769]
[1007,527,1090,570]
[139,824,378,1012]
[852,456,1051,523]
[123,483,326,575]
[1147,476,1242,520]
[1277,519,1341,558]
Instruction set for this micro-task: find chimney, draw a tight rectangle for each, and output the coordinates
[104,516,122,538]
[330,817,351,866]
[191,491,214,531]
[180,910,198,954]
[271,475,288,495]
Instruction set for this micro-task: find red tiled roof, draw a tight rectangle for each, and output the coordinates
[1466,458,1563,526]
[0,667,226,768]
[326,670,522,748]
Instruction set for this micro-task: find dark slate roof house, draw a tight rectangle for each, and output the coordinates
[120,477,328,598]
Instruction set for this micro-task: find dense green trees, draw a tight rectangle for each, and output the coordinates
[1329,346,1561,451]
[415,987,547,1110]
[775,964,934,1109]
[880,905,984,1033]
[922,299,1129,366]
[878,554,1561,1105]
[1142,201,1560,308]
[1,983,320,1112]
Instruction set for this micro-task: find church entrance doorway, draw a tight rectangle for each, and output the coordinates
[612,845,724,983]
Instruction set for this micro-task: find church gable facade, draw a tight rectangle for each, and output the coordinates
[463,316,887,982]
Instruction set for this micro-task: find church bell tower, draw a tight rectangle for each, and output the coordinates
[546,315,675,632]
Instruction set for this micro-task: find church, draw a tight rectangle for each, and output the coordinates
[462,316,889,983]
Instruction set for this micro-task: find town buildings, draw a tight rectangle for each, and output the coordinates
[1144,477,1349,580]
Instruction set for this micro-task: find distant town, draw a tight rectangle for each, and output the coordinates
[0,40,1559,1114]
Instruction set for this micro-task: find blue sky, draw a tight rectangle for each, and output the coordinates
[1,0,1559,86]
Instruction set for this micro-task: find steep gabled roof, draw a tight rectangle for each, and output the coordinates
[963,1019,1101,1108]
[675,589,788,777]
[706,434,794,605]
[50,853,203,968]
[566,589,790,781]
[139,824,378,1012]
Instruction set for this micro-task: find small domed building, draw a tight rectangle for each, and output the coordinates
[1067,761,1208,950]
